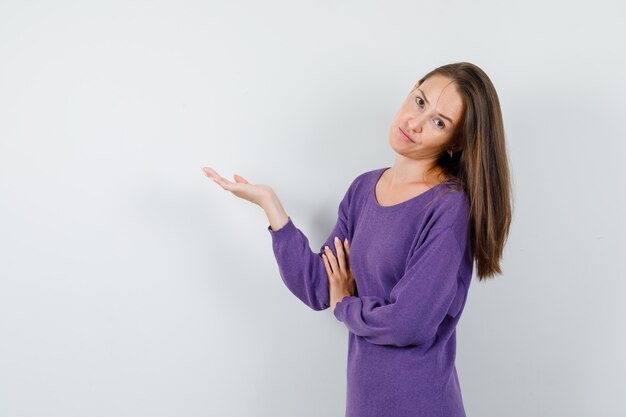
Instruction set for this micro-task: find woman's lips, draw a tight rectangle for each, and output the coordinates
[399,127,414,143]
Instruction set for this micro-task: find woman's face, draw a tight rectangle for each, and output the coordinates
[388,74,465,159]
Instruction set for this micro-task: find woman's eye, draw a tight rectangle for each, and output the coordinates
[415,96,445,129]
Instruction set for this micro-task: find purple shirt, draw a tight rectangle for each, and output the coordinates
[267,167,474,417]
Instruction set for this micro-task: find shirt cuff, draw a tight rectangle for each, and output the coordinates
[333,295,355,321]
[267,216,295,235]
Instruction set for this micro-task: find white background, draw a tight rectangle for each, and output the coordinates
[1,1,625,416]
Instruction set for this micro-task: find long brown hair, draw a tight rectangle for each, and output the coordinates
[417,62,513,281]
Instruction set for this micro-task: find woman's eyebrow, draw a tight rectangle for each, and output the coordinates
[416,88,454,126]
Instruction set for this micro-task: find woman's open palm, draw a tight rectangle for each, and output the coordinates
[201,166,272,207]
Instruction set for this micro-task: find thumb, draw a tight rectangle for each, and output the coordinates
[233,174,249,184]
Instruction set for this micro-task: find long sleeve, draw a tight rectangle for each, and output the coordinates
[332,226,464,347]
[267,186,352,311]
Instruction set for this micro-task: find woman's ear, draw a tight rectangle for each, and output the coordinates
[445,141,463,154]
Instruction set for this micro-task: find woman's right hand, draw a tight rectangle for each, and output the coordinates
[201,166,274,208]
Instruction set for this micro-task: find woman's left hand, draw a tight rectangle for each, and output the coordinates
[322,236,357,312]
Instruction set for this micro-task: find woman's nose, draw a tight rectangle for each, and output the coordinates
[407,119,423,133]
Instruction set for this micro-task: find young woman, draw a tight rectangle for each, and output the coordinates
[202,61,512,417]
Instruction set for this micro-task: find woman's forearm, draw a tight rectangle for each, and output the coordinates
[262,191,290,232]
[264,190,331,311]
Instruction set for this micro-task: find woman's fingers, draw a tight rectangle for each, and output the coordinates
[202,167,238,190]
[321,238,357,300]
[333,237,348,272]
[201,166,273,207]
[212,176,234,190]
[202,167,247,187]
[201,166,219,179]
[202,167,227,184]
[321,252,333,278]
[233,174,249,184]
[323,238,352,277]
[323,246,340,274]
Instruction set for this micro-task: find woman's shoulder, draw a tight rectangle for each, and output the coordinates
[354,167,385,183]
[425,180,470,229]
